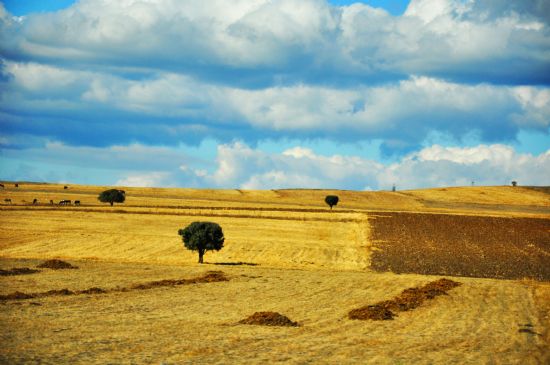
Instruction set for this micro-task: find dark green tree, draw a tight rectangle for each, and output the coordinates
[325,195,339,210]
[178,222,224,264]
[98,189,126,206]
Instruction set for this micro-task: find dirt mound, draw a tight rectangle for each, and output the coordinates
[349,278,461,321]
[0,271,228,302]
[239,312,299,327]
[0,291,36,300]
[78,287,107,295]
[37,259,78,270]
[0,268,40,276]
[370,212,550,280]
[40,289,75,297]
[131,271,228,290]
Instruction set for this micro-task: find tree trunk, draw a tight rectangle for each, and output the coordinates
[198,249,205,264]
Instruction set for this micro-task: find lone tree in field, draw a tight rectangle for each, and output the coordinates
[178,222,224,264]
[325,195,339,210]
[98,189,126,206]
[511,181,517,187]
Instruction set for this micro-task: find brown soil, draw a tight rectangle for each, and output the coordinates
[131,271,227,290]
[0,291,36,300]
[239,311,299,327]
[349,278,461,321]
[0,268,40,276]
[77,287,107,295]
[36,259,78,270]
[369,212,550,280]
[0,271,228,301]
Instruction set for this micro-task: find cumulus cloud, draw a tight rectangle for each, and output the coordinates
[203,142,550,190]
[2,60,547,152]
[1,0,548,85]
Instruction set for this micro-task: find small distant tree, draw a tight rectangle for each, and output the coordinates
[178,222,224,264]
[98,189,126,206]
[325,195,339,210]
[511,181,517,187]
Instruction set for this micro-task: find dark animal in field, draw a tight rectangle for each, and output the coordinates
[14,183,18,187]
[74,200,81,206]
[4,198,12,204]
[64,186,68,189]
[50,200,54,205]
[33,199,38,205]
[0,183,4,188]
[59,200,71,205]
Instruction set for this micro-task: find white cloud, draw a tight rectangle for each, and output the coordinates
[1,0,547,84]
[116,172,171,188]
[203,142,550,190]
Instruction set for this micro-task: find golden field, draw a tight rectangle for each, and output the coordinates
[1,182,549,364]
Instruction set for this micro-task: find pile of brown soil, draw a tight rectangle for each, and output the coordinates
[37,259,78,270]
[0,268,40,276]
[77,287,107,295]
[239,311,299,327]
[0,291,36,300]
[0,271,228,302]
[40,289,75,297]
[131,271,228,290]
[349,278,461,321]
[369,212,550,280]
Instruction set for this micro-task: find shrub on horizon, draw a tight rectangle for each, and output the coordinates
[325,195,339,210]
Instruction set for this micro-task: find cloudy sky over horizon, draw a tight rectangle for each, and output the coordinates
[1,0,549,190]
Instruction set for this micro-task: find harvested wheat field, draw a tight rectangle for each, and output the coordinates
[1,182,549,364]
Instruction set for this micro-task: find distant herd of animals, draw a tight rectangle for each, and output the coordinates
[1,183,80,206]
[3,198,81,206]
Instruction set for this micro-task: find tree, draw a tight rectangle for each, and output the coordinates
[511,181,517,187]
[178,222,224,264]
[325,195,339,210]
[98,189,126,206]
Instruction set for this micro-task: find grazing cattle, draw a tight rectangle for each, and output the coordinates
[4,198,12,204]
[74,200,81,206]
[59,199,71,205]
[64,185,68,189]
[50,200,54,205]
[0,183,4,188]
[33,198,38,205]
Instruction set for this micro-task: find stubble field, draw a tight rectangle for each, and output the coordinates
[1,182,549,364]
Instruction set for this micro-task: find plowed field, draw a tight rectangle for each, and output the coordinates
[370,212,550,280]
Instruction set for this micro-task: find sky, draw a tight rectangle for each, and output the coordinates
[0,0,549,190]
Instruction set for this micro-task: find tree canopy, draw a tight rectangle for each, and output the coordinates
[178,221,225,264]
[98,189,126,206]
[325,195,339,209]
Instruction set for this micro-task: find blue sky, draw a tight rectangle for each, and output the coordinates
[0,0,549,190]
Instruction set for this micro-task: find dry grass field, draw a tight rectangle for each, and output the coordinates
[1,182,549,364]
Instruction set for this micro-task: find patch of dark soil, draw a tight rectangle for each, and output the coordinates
[37,259,78,270]
[77,287,107,295]
[0,271,228,301]
[349,278,461,321]
[348,305,394,320]
[0,291,36,300]
[239,311,299,327]
[0,267,40,276]
[131,271,228,290]
[40,289,75,297]
[369,212,550,280]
